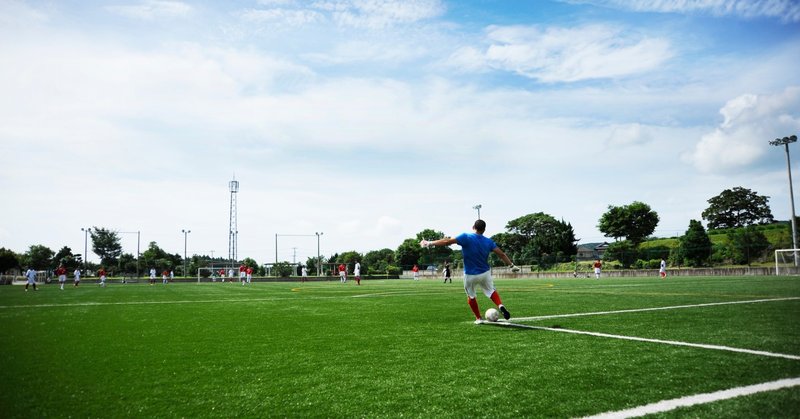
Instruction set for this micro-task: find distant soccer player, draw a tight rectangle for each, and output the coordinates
[354,260,361,285]
[149,268,157,285]
[56,264,67,290]
[239,264,246,284]
[421,219,519,324]
[218,268,226,283]
[24,266,37,292]
[246,266,253,284]
[338,263,347,283]
[443,261,452,284]
[301,265,308,283]
[162,270,168,284]
[98,267,107,287]
[412,264,419,281]
[593,259,602,279]
[659,259,667,279]
[73,268,81,287]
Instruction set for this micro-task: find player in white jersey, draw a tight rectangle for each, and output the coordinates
[24,267,38,291]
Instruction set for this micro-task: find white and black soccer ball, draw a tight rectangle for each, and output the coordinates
[485,308,499,322]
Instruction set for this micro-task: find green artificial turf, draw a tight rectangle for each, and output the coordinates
[0,276,798,418]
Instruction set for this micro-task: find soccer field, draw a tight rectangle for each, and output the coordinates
[1,276,798,418]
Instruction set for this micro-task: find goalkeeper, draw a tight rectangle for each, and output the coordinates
[421,219,519,324]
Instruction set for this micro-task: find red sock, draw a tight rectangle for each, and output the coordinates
[468,297,481,319]
[489,290,503,306]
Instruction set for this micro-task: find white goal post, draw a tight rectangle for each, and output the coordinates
[774,249,800,275]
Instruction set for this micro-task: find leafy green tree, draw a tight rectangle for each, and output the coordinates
[678,220,713,267]
[90,227,122,267]
[726,226,770,265]
[142,241,172,271]
[395,238,421,269]
[0,248,20,273]
[118,253,138,274]
[337,251,363,266]
[701,187,774,229]
[305,255,326,276]
[21,245,55,270]
[598,201,659,245]
[272,261,294,277]
[604,241,637,268]
[363,248,395,275]
[53,246,80,271]
[496,213,578,266]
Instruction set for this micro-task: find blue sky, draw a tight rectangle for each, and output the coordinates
[1,0,799,266]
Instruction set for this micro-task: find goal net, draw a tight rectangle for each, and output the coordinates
[774,249,800,275]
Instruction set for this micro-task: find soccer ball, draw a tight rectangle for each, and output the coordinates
[485,308,499,322]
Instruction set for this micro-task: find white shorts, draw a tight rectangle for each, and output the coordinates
[339,271,346,277]
[26,277,36,284]
[463,271,496,299]
[101,275,107,282]
[59,275,66,283]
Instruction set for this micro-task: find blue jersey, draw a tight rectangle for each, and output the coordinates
[455,232,497,275]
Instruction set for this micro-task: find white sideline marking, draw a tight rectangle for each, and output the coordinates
[581,377,800,419]
[513,297,800,322]
[491,322,800,360]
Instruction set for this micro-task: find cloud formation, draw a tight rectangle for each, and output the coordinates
[451,24,673,83]
[569,0,800,23]
[683,86,800,173]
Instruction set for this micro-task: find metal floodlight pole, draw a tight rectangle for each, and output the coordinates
[770,135,799,266]
[182,229,191,277]
[473,204,482,219]
[81,227,91,268]
[316,232,324,277]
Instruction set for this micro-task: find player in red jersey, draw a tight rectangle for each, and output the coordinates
[55,265,67,290]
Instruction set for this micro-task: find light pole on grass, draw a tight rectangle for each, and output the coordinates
[182,229,191,277]
[81,227,92,269]
[316,232,324,277]
[473,204,482,219]
[770,134,799,265]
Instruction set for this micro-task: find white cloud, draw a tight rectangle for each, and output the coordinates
[240,0,444,29]
[106,0,193,20]
[569,0,800,23]
[606,123,653,147]
[460,24,673,83]
[683,86,800,173]
[326,0,445,28]
[238,8,324,26]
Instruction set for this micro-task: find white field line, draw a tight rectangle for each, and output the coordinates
[490,322,800,361]
[580,377,800,419]
[0,290,442,309]
[513,297,800,322]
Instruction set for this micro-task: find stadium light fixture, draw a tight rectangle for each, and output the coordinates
[473,204,482,219]
[182,229,191,277]
[770,135,798,265]
[81,227,91,268]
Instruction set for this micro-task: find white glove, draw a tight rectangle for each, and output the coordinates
[420,240,431,248]
[510,264,520,273]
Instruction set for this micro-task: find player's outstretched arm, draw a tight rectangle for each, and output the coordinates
[420,237,456,248]
[493,247,520,272]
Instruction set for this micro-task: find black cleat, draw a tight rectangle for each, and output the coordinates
[499,305,511,320]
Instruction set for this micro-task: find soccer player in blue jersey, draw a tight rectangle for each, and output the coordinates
[421,219,519,324]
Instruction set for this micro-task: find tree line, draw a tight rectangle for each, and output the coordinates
[0,186,789,276]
